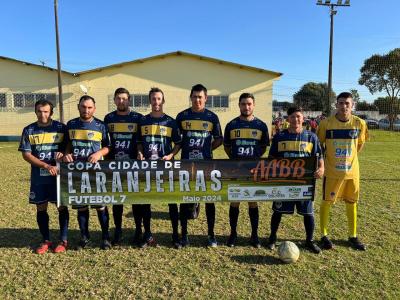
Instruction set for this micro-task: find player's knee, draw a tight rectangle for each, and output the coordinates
[57,205,68,212]
[36,202,48,212]
[96,206,106,212]
[248,202,258,208]
[78,207,88,212]
[230,202,240,208]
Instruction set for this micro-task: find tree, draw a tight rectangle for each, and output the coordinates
[350,89,360,104]
[293,82,335,113]
[356,100,376,111]
[373,97,400,115]
[359,48,400,128]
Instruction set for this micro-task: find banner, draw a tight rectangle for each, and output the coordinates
[57,157,317,206]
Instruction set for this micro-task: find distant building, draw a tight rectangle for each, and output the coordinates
[0,51,282,139]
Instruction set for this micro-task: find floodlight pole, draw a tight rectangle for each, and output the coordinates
[54,0,64,123]
[317,1,350,116]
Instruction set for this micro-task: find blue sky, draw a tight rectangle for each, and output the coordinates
[1,0,399,102]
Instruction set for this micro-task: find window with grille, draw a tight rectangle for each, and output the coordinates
[205,95,229,108]
[132,94,150,108]
[13,93,57,108]
[0,94,6,107]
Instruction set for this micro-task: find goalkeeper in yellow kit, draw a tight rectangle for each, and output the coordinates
[317,92,368,251]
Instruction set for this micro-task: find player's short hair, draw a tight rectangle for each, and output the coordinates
[35,99,54,115]
[239,93,255,103]
[148,87,165,101]
[79,95,96,105]
[190,84,207,97]
[337,92,353,101]
[287,105,303,116]
[114,87,130,99]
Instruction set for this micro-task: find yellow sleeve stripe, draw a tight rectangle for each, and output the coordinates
[28,133,64,145]
[180,120,213,131]
[229,129,262,140]
[141,125,172,137]
[277,141,313,153]
[107,123,138,133]
[69,129,102,141]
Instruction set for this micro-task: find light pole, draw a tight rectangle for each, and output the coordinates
[317,0,350,115]
[54,0,64,123]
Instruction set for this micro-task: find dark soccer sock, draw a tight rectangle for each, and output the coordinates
[270,212,282,240]
[168,204,179,237]
[179,204,188,236]
[248,206,259,238]
[229,206,240,235]
[205,203,216,236]
[303,214,315,242]
[112,205,123,233]
[132,204,143,233]
[142,204,152,234]
[97,207,110,240]
[77,209,90,239]
[58,207,69,242]
[37,210,50,241]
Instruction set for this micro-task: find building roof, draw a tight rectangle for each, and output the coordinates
[1,51,282,78]
[74,51,282,77]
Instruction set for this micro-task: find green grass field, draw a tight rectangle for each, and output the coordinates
[0,130,399,299]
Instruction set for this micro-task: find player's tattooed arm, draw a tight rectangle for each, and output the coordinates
[162,144,181,161]
[63,143,74,162]
[314,158,325,179]
[22,152,58,176]
[88,146,110,163]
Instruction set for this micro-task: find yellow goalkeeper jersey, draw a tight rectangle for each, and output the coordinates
[317,115,368,179]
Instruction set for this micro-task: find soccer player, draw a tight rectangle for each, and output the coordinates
[176,84,223,247]
[266,106,324,254]
[224,93,269,248]
[104,87,142,245]
[317,92,368,251]
[63,95,111,250]
[19,99,69,254]
[137,87,182,248]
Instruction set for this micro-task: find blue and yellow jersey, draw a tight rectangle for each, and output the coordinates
[66,117,111,160]
[18,120,67,185]
[317,115,368,179]
[224,117,270,159]
[176,108,222,159]
[138,114,181,160]
[269,129,322,159]
[104,111,142,159]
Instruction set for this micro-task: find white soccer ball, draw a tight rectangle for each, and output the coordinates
[278,241,300,264]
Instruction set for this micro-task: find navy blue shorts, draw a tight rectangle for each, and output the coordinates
[272,200,313,215]
[29,184,57,205]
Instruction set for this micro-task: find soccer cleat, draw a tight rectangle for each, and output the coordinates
[227,233,237,247]
[320,236,334,250]
[76,238,91,251]
[348,237,366,251]
[112,230,123,246]
[305,240,321,254]
[139,233,157,248]
[53,241,68,253]
[266,236,276,250]
[207,235,218,248]
[172,236,182,249]
[250,236,261,249]
[181,235,190,247]
[35,241,53,254]
[101,239,112,250]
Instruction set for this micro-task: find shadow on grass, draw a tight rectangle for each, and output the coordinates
[230,254,282,265]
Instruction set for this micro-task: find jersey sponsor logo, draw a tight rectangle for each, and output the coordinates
[141,125,172,137]
[28,133,64,145]
[277,141,313,153]
[69,129,102,142]
[181,120,213,131]
[229,128,262,140]
[326,129,360,140]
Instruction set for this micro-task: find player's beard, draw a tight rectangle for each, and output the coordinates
[117,105,128,113]
[240,111,252,118]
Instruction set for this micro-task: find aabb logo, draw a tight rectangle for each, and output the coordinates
[250,159,306,181]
